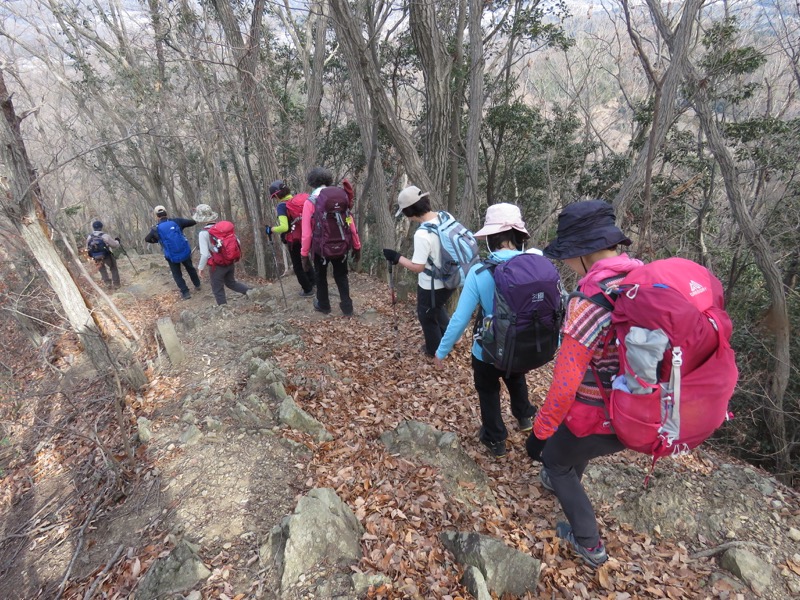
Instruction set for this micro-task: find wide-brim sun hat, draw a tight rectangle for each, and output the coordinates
[396,185,429,217]
[153,205,167,217]
[543,200,632,260]
[192,203,218,222]
[473,203,530,238]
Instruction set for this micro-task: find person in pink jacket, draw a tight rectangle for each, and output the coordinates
[300,167,361,316]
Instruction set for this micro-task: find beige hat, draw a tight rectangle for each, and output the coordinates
[192,203,218,222]
[153,205,167,217]
[473,203,530,238]
[396,185,429,217]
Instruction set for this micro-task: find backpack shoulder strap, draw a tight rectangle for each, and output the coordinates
[475,256,500,276]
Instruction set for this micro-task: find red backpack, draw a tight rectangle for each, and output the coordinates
[207,221,241,267]
[310,187,353,259]
[284,193,308,244]
[589,258,738,461]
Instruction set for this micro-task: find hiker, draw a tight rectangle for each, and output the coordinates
[432,204,540,458]
[300,167,361,316]
[383,186,455,357]
[86,220,121,288]
[265,180,314,297]
[144,205,201,300]
[525,200,643,568]
[193,204,249,305]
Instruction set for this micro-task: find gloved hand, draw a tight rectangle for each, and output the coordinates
[525,433,547,462]
[265,226,272,237]
[351,248,361,263]
[383,249,401,265]
[301,255,311,272]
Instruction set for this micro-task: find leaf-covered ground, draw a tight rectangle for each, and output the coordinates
[1,256,797,599]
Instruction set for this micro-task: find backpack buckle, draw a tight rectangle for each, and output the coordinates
[672,347,683,367]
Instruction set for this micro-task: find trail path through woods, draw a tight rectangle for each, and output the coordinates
[1,250,800,599]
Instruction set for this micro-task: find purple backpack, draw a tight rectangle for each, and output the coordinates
[310,187,353,259]
[478,253,564,376]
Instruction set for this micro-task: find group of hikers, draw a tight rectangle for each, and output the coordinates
[87,171,738,569]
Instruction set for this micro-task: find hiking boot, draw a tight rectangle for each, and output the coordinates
[517,417,533,432]
[181,290,191,300]
[555,522,608,568]
[539,467,554,492]
[478,427,506,458]
[313,299,331,314]
[299,289,315,297]
[194,284,201,290]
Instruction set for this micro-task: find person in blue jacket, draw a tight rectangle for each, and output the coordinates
[145,205,200,300]
[434,203,538,458]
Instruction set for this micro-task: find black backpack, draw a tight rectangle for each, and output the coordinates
[87,232,110,259]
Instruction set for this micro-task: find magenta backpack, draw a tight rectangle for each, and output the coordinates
[589,258,738,461]
[310,187,353,259]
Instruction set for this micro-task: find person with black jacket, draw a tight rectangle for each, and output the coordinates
[86,220,121,288]
[145,205,200,300]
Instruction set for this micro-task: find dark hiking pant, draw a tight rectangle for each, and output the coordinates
[168,258,201,294]
[96,254,120,287]
[472,355,534,444]
[289,241,314,293]
[541,424,625,548]
[209,263,250,305]
[314,254,352,315]
[417,285,454,356]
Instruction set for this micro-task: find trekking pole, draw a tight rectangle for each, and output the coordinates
[267,235,288,308]
[117,242,140,274]
[387,260,401,359]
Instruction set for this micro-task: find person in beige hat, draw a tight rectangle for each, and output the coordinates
[193,204,249,305]
[383,186,455,357]
[434,203,540,458]
[145,205,200,299]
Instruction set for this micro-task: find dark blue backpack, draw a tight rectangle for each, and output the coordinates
[157,220,192,263]
[477,252,564,376]
[87,232,110,259]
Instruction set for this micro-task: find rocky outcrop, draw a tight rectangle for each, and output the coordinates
[380,420,496,509]
[134,541,210,599]
[260,488,364,598]
[440,531,540,597]
[279,397,332,442]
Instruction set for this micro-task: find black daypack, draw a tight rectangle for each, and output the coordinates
[87,232,110,259]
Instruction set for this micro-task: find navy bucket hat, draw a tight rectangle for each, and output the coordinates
[544,200,632,260]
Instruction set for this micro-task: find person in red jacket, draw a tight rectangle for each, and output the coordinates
[526,200,643,568]
[300,167,361,316]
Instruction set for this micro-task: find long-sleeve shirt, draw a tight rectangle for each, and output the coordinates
[533,253,644,440]
[436,248,522,363]
[86,231,120,250]
[300,186,361,257]
[197,225,213,271]
[271,201,291,235]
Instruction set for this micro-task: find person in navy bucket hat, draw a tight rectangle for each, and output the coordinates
[527,199,642,569]
[543,199,631,261]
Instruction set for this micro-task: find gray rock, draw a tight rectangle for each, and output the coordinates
[269,381,288,401]
[232,402,268,429]
[380,420,495,509]
[180,425,202,446]
[720,547,774,595]
[134,540,211,599]
[440,531,540,597]
[351,573,391,596]
[279,397,332,442]
[181,411,197,425]
[789,527,800,542]
[204,416,223,432]
[179,310,197,331]
[278,488,364,590]
[137,417,153,443]
[461,565,492,600]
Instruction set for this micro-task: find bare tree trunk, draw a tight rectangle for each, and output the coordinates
[460,0,485,222]
[329,0,438,206]
[1,72,111,379]
[210,0,276,278]
[691,79,793,478]
[613,0,703,216]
